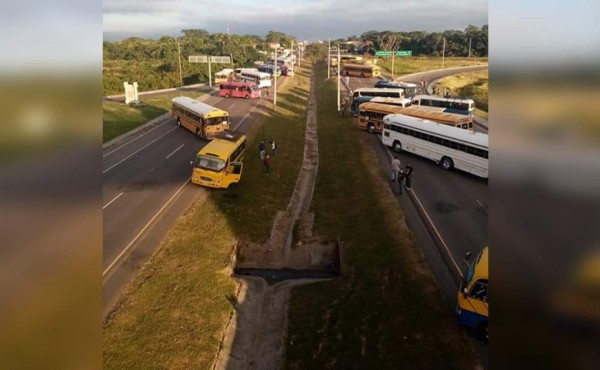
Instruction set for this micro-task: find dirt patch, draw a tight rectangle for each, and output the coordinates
[213,70,340,369]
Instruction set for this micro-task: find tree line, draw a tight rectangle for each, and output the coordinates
[103,26,487,95]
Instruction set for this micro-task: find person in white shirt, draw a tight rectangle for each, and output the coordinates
[391,156,402,182]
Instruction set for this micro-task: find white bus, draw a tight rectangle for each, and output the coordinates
[411,95,475,116]
[368,97,412,107]
[351,87,405,100]
[239,69,272,88]
[381,114,488,178]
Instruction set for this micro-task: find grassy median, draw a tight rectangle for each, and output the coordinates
[284,63,477,369]
[103,66,311,369]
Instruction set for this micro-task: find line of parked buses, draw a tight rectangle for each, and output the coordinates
[170,56,488,341]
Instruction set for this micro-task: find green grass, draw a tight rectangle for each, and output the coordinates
[378,56,488,79]
[103,65,312,369]
[284,63,477,369]
[103,92,204,143]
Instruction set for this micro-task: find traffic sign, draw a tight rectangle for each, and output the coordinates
[395,50,412,56]
[189,56,207,63]
[375,50,392,56]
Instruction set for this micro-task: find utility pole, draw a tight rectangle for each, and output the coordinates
[337,47,341,112]
[391,50,395,80]
[442,37,446,68]
[274,47,277,108]
[177,39,183,86]
[291,39,295,78]
[208,58,212,87]
[468,37,472,58]
[327,38,331,79]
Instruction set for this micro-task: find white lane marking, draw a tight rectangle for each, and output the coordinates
[103,192,124,210]
[381,141,463,279]
[228,103,236,110]
[476,199,484,208]
[166,144,185,159]
[103,119,170,158]
[103,126,178,174]
[232,99,262,131]
[103,178,191,280]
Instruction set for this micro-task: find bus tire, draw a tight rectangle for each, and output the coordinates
[176,118,181,127]
[441,157,454,171]
[393,140,402,153]
[245,95,249,99]
[361,73,365,78]
[367,124,375,134]
[225,94,230,98]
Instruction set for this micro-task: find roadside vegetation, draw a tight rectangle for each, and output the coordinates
[284,63,477,369]
[434,70,489,120]
[103,92,204,143]
[103,65,311,369]
[378,56,488,79]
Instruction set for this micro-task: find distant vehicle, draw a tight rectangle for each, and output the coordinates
[374,81,417,97]
[219,81,261,99]
[411,94,475,116]
[214,68,234,85]
[257,64,281,77]
[281,64,294,76]
[358,102,472,134]
[190,132,246,189]
[350,96,412,118]
[234,67,257,78]
[351,87,404,100]
[239,69,272,88]
[382,114,488,178]
[457,246,489,342]
[350,96,374,116]
[341,63,381,78]
[172,97,229,140]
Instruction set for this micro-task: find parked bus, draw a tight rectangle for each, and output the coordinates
[240,69,272,88]
[411,94,475,116]
[358,102,473,133]
[190,132,246,189]
[219,81,261,99]
[341,63,381,78]
[374,81,417,97]
[214,68,234,85]
[351,87,404,100]
[382,114,488,178]
[257,64,281,77]
[172,97,230,140]
[350,96,374,117]
[457,246,489,341]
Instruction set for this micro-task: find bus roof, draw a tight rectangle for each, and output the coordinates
[172,97,226,117]
[352,87,405,95]
[360,103,472,124]
[241,70,271,78]
[412,94,475,104]
[198,132,246,159]
[220,81,257,87]
[216,68,234,75]
[396,81,417,88]
[368,97,412,105]
[344,63,375,69]
[383,114,488,148]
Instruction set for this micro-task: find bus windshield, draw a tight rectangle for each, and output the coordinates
[195,155,226,172]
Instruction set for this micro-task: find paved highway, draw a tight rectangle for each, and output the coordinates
[102,78,287,316]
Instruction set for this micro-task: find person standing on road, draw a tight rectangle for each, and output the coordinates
[404,163,413,189]
[391,155,402,182]
[259,141,266,160]
[397,168,406,195]
[270,140,278,157]
[263,154,271,175]
[264,88,270,100]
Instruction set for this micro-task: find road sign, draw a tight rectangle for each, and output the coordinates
[189,55,207,63]
[375,50,392,56]
[210,56,231,64]
[395,50,412,56]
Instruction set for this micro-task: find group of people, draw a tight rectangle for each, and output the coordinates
[391,156,413,195]
[259,140,278,175]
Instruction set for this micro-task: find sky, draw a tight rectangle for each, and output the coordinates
[102,0,489,41]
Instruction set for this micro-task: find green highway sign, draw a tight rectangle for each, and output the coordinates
[375,50,392,56]
[395,50,412,56]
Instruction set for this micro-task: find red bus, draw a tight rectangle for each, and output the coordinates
[219,81,261,99]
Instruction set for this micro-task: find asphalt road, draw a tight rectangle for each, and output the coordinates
[342,66,489,366]
[102,78,287,317]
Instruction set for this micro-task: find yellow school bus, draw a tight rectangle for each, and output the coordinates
[190,132,246,189]
[358,102,473,133]
[457,246,489,341]
[172,96,230,140]
[341,63,381,77]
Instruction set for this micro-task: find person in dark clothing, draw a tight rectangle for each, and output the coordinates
[404,164,413,189]
[259,141,266,160]
[397,169,405,195]
[263,154,270,175]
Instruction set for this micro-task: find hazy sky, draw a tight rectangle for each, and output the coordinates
[103,0,489,41]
